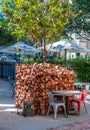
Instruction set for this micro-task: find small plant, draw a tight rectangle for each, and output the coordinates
[29,58,35,64]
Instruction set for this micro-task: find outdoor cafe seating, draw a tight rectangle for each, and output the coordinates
[47,89,88,118]
[47,92,67,119]
[71,90,87,116]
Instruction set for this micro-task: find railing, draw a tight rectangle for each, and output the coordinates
[0,61,16,79]
[61,65,76,72]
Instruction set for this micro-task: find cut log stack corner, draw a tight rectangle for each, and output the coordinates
[15,63,75,115]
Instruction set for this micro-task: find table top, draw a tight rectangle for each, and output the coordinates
[52,90,82,96]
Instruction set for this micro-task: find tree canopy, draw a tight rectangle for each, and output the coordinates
[1,0,80,61]
[0,17,17,46]
[66,0,90,39]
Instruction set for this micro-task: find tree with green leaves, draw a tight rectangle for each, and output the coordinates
[1,0,79,62]
[65,0,90,40]
[0,17,17,46]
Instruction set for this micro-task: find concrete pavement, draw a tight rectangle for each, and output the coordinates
[0,79,90,130]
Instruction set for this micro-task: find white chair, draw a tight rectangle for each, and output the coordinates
[47,92,67,119]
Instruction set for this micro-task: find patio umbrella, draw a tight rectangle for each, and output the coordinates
[51,39,90,66]
[0,41,41,63]
[0,42,41,54]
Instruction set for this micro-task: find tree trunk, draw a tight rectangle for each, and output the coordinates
[43,44,47,63]
[43,28,47,63]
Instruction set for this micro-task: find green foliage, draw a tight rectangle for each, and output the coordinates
[67,58,90,82]
[29,57,35,64]
[0,18,17,46]
[1,0,80,62]
[1,0,79,45]
[20,56,36,64]
[66,0,90,35]
[47,57,90,82]
[47,56,65,65]
[57,55,64,60]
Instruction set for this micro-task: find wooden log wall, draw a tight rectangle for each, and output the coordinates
[15,63,75,115]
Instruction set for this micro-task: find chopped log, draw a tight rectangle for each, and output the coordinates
[15,63,75,115]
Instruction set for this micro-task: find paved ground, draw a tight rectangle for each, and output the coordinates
[0,79,90,130]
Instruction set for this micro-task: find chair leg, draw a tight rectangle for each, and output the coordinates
[47,105,51,116]
[77,102,81,116]
[83,102,87,114]
[53,105,58,120]
[63,104,67,117]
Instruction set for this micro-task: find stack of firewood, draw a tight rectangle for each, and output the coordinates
[15,63,75,115]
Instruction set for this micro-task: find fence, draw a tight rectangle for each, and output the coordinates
[0,61,16,79]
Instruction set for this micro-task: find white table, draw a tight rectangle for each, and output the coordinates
[52,90,82,117]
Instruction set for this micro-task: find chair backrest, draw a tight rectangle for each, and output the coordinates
[81,90,87,101]
[8,76,15,88]
[47,92,54,103]
[47,92,65,103]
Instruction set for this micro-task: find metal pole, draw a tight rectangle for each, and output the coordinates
[65,49,67,67]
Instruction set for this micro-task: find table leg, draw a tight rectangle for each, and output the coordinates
[65,96,78,117]
[65,96,69,117]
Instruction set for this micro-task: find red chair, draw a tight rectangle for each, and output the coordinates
[71,90,87,116]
